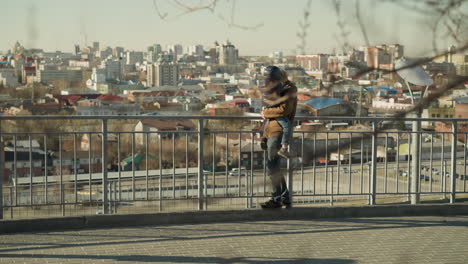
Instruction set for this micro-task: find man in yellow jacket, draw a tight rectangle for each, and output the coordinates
[260,66,298,209]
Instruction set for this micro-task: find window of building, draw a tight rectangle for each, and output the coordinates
[437,114,440,117]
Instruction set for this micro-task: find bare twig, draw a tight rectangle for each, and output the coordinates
[152,0,262,30]
[355,0,370,46]
[296,0,312,55]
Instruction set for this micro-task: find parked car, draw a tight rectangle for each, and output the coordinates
[399,170,408,177]
[229,168,249,177]
[420,174,431,181]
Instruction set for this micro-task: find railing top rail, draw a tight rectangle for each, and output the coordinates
[1,115,468,122]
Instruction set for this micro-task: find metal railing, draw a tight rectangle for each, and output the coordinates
[0,115,467,219]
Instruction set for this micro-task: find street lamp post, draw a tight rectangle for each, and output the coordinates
[395,58,434,204]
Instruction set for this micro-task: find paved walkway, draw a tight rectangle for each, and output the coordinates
[0,216,467,264]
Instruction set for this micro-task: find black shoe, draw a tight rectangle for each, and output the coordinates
[282,201,292,209]
[260,200,282,209]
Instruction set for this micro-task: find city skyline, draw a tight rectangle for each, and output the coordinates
[1,0,462,57]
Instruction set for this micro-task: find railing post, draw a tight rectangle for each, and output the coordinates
[450,121,457,203]
[0,120,3,220]
[102,119,109,214]
[287,144,293,207]
[198,119,204,210]
[369,121,377,205]
[411,115,421,204]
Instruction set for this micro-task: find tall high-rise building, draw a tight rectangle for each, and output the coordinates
[126,51,144,65]
[363,44,404,69]
[167,44,183,57]
[152,60,179,87]
[147,63,155,87]
[74,45,80,55]
[187,45,204,56]
[92,42,100,53]
[219,41,238,65]
[147,44,163,62]
[103,59,124,80]
[296,54,329,71]
[113,47,124,58]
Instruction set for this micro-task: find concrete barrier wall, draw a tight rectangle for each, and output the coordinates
[2,204,468,234]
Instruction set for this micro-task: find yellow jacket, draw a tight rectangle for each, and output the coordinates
[263,83,298,138]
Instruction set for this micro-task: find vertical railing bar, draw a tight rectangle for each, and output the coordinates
[348,133,352,194]
[407,132,412,201]
[337,132,341,195]
[418,130,423,192]
[441,133,445,196]
[450,121,457,203]
[29,134,33,207]
[113,181,118,214]
[330,164,334,205]
[101,119,108,214]
[360,134,364,194]
[108,180,113,214]
[14,135,18,206]
[384,133,388,194]
[197,119,204,210]
[226,133,229,197]
[396,133,400,194]
[88,133,92,203]
[172,133,176,200]
[117,133,121,201]
[369,122,377,205]
[213,133,216,198]
[146,133,149,201]
[74,133,78,204]
[313,132,316,195]
[464,133,467,193]
[159,135,163,211]
[263,139,267,196]
[430,133,434,192]
[185,133,189,198]
[301,132,304,195]
[325,132,329,195]
[59,134,64,216]
[407,132,414,202]
[249,133,254,208]
[9,186,13,219]
[131,133,135,201]
[238,132,241,197]
[0,121,2,220]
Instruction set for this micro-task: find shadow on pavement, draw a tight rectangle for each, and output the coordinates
[0,253,356,263]
[0,217,466,258]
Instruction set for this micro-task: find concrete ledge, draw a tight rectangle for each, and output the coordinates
[0,216,86,234]
[2,204,468,233]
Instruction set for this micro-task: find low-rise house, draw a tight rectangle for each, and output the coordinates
[299,97,354,116]
[134,119,196,145]
[51,151,103,174]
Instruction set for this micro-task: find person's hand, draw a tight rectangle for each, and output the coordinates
[261,110,265,119]
[263,99,274,105]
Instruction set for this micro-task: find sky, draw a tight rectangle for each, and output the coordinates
[0,0,457,57]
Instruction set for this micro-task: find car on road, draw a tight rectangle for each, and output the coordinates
[228,168,249,177]
[399,170,408,177]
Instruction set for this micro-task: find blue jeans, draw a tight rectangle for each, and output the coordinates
[267,136,290,203]
[275,117,292,145]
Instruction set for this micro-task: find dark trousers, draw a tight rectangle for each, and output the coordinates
[267,136,290,203]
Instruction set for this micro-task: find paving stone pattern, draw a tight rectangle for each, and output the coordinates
[0,216,467,264]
